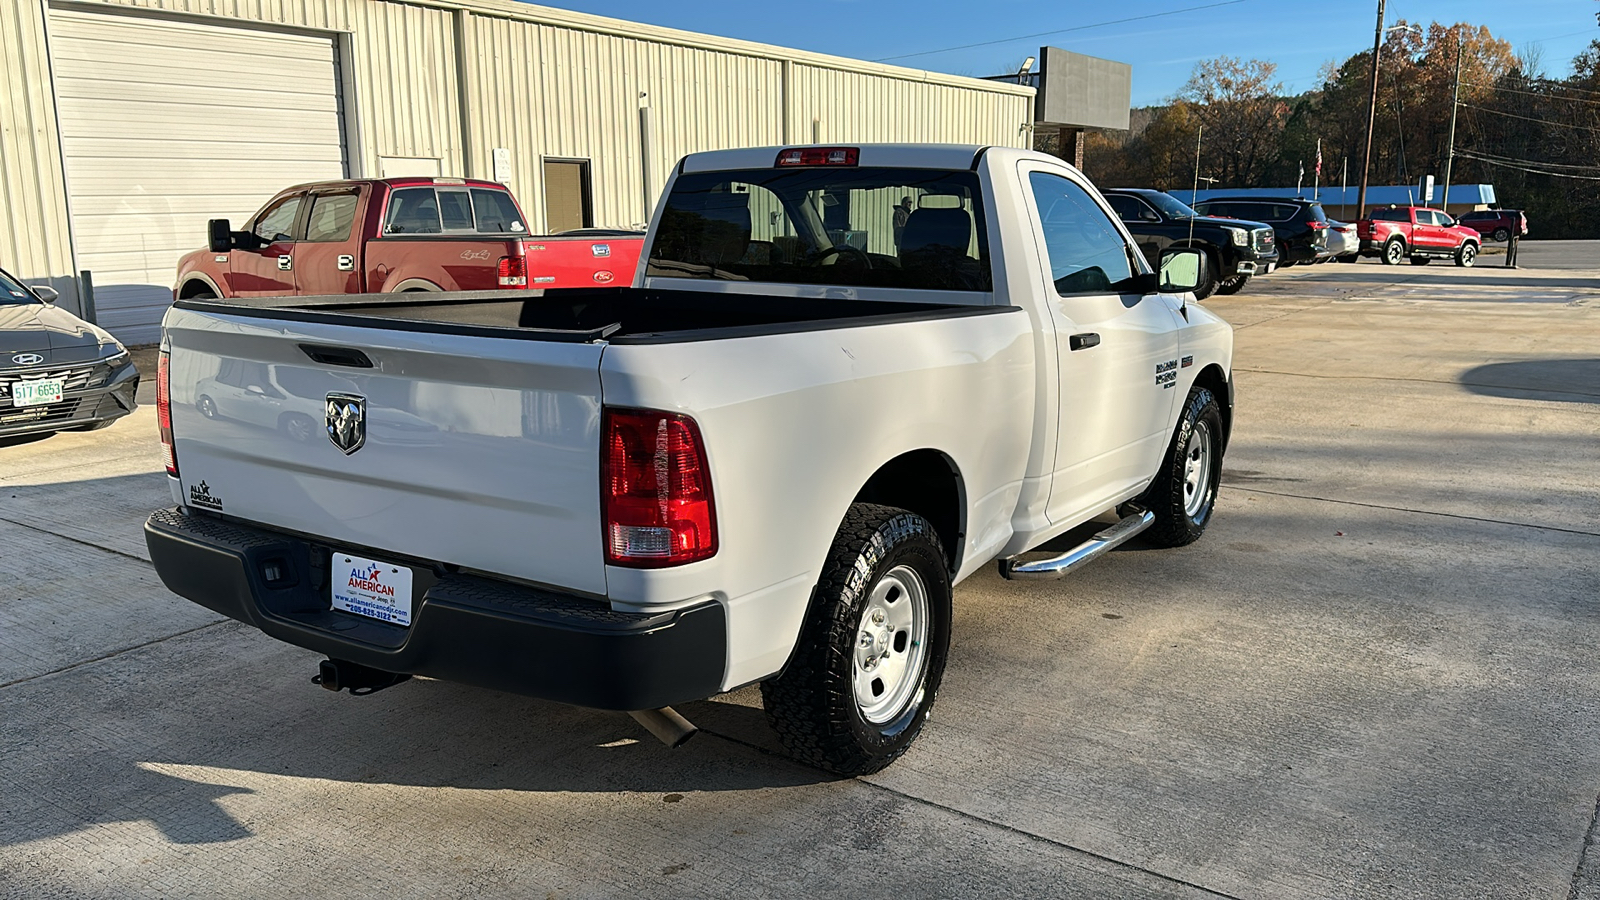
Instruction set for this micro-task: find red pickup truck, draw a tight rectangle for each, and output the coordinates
[174,178,644,300]
[1357,205,1480,267]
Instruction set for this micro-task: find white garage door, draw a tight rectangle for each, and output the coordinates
[49,9,347,344]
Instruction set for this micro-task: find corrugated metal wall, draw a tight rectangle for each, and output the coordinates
[1,0,76,302]
[0,0,1032,323]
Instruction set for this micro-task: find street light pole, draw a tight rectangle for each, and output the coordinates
[1356,0,1386,218]
[1441,37,1462,212]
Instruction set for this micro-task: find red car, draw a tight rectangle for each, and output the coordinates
[1357,206,1481,267]
[175,178,644,300]
[1456,209,1529,243]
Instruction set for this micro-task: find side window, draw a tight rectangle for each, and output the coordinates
[385,188,441,234]
[1426,210,1450,227]
[304,192,359,242]
[252,195,302,243]
[1028,171,1134,295]
[1105,194,1144,223]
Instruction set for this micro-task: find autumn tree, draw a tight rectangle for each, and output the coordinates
[1175,57,1289,187]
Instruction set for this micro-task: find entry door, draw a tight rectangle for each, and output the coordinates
[293,188,364,296]
[542,160,592,233]
[230,193,303,297]
[1021,166,1185,526]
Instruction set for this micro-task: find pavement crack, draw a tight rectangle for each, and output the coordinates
[0,620,227,691]
[1226,486,1600,538]
[696,726,1242,899]
[0,514,151,565]
[1569,790,1600,900]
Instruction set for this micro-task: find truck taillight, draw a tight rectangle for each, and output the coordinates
[157,349,177,477]
[775,147,859,167]
[603,408,717,568]
[498,255,527,287]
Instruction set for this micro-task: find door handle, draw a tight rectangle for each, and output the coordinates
[337,254,355,271]
[1069,332,1100,351]
[277,255,292,271]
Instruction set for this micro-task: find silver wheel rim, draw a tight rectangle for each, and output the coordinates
[853,564,930,724]
[1386,242,1402,263]
[1182,420,1213,519]
[199,398,215,418]
[1462,246,1475,265]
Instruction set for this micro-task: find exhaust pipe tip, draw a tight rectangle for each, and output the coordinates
[628,707,698,748]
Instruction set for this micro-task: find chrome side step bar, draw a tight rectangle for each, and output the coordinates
[997,510,1156,581]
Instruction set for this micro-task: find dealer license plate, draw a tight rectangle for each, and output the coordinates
[12,378,63,408]
[330,552,414,626]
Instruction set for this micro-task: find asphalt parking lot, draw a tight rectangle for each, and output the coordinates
[3,245,1597,899]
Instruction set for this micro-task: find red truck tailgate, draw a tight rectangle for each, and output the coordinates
[524,235,644,288]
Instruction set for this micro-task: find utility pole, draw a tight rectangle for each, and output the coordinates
[1441,37,1462,212]
[1356,0,1386,218]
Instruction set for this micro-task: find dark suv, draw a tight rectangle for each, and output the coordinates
[1190,197,1330,266]
[1101,189,1278,298]
[1456,209,1528,243]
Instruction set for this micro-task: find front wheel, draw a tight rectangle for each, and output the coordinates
[1216,273,1250,295]
[1456,243,1478,268]
[1382,239,1406,265]
[762,503,952,776]
[197,395,218,419]
[1136,386,1223,548]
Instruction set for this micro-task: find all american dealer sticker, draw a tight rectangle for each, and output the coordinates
[330,553,414,626]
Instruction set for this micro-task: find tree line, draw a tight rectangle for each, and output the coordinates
[1078,23,1600,237]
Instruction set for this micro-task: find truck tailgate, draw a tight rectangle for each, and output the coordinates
[163,306,607,596]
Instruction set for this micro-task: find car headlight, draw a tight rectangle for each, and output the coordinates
[100,346,129,366]
[1229,228,1249,246]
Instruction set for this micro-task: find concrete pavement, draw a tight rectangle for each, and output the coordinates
[2,250,1597,898]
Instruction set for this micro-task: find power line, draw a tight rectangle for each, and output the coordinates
[1463,81,1600,105]
[1460,148,1600,171]
[1458,102,1600,132]
[1456,149,1600,180]
[874,0,1251,63]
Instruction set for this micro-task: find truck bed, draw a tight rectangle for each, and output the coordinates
[173,288,1013,345]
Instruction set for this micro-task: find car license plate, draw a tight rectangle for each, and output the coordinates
[12,378,63,408]
[330,552,414,626]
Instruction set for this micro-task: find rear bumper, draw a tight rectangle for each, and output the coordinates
[144,507,727,710]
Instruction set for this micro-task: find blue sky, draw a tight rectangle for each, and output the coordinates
[534,1,1599,106]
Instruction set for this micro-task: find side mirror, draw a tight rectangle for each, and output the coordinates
[246,385,266,396]
[208,219,233,253]
[1158,248,1209,293]
[30,285,58,304]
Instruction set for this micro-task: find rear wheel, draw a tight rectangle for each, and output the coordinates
[762,503,952,776]
[1382,238,1406,266]
[1136,386,1223,548]
[1456,243,1478,268]
[1216,273,1250,295]
[281,413,316,442]
[1492,227,1510,243]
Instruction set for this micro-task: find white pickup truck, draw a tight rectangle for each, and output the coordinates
[146,144,1234,775]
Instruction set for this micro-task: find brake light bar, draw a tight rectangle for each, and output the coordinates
[775,147,859,167]
[603,408,717,568]
[157,349,177,477]
[498,255,527,287]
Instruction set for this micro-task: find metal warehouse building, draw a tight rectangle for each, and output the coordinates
[0,0,1033,343]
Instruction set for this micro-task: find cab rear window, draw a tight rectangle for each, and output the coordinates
[647,167,992,292]
[384,187,527,235]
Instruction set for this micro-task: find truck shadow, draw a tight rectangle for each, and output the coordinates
[1458,358,1600,405]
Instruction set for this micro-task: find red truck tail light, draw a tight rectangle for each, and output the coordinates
[775,147,859,167]
[603,408,717,568]
[498,255,527,287]
[157,349,178,477]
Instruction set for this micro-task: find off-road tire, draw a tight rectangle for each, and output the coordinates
[1409,257,1431,266]
[1382,238,1406,266]
[1455,243,1478,267]
[1216,273,1250,295]
[762,503,952,777]
[1492,227,1510,243]
[1136,386,1223,548]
